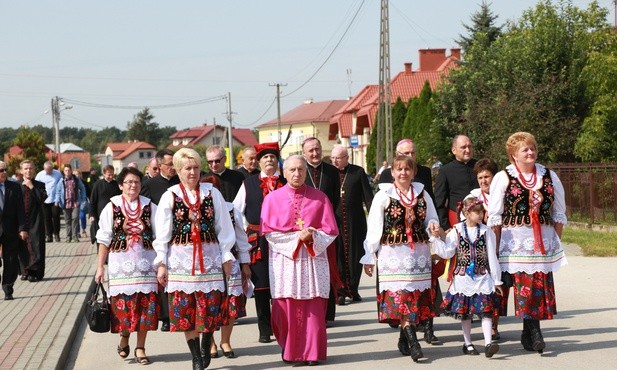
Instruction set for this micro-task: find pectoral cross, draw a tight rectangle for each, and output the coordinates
[340,189,345,197]
[295,218,305,229]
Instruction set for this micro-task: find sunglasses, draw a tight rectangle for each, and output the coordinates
[207,158,224,165]
[0,168,6,173]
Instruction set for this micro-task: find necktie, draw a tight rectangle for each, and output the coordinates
[0,183,4,211]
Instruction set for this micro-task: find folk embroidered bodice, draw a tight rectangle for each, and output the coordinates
[171,193,218,245]
[381,197,428,245]
[109,203,153,252]
[453,231,489,276]
[503,169,554,227]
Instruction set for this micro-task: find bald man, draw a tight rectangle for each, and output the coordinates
[378,139,434,200]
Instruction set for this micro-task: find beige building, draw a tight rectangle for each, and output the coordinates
[257,100,347,160]
[104,141,157,174]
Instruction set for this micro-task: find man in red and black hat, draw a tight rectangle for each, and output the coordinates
[233,142,285,344]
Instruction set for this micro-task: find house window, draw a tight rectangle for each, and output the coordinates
[212,137,221,145]
[139,152,145,159]
[173,139,180,146]
[147,152,152,158]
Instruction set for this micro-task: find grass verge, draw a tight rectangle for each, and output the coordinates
[562,227,617,257]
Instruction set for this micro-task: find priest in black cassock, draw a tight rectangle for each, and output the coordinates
[17,160,47,282]
[378,139,434,201]
[89,165,122,243]
[237,146,260,179]
[330,146,373,304]
[205,145,245,202]
[302,137,342,323]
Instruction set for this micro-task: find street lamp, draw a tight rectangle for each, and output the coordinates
[51,96,73,168]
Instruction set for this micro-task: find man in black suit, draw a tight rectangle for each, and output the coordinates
[205,145,245,202]
[378,139,434,200]
[0,161,29,300]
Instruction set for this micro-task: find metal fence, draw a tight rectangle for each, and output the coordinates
[549,163,617,224]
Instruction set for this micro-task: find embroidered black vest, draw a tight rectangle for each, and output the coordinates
[171,193,218,245]
[453,230,489,276]
[228,208,238,257]
[381,196,429,245]
[503,169,554,227]
[109,203,154,252]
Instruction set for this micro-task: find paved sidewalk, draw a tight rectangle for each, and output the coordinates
[0,238,98,370]
[2,240,616,370]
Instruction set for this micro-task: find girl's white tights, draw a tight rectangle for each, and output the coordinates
[462,317,493,346]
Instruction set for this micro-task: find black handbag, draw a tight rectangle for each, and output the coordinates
[501,271,514,289]
[85,282,111,333]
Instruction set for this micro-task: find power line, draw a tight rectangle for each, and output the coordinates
[233,97,277,127]
[62,95,226,110]
[282,0,367,98]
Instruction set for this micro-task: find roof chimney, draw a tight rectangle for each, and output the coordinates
[418,48,447,71]
[450,48,461,60]
[404,62,413,74]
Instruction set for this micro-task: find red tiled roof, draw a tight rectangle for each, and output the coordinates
[169,124,258,147]
[330,49,460,138]
[107,141,156,160]
[259,100,348,128]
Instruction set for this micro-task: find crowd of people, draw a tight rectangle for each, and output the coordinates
[0,131,568,368]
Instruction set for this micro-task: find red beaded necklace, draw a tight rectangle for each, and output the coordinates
[122,196,141,220]
[394,182,417,250]
[179,183,205,275]
[394,183,416,208]
[514,163,537,189]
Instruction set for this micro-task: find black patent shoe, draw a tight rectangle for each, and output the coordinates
[398,336,410,356]
[521,330,535,351]
[530,328,545,353]
[258,335,272,343]
[160,320,170,332]
[462,344,480,355]
[485,342,499,358]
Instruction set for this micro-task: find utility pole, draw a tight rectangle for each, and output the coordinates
[376,0,393,173]
[270,82,287,146]
[51,96,61,167]
[226,92,235,168]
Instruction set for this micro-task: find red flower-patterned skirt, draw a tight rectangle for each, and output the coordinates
[493,287,511,318]
[441,291,498,320]
[110,292,159,335]
[377,289,434,326]
[512,271,556,320]
[168,290,226,333]
[219,294,247,326]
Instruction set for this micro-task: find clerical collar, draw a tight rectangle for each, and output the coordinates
[307,161,322,168]
[214,169,226,176]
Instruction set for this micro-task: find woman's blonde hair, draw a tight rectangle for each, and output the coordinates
[173,147,202,170]
[506,132,537,163]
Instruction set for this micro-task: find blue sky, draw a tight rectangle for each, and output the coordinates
[0,0,610,132]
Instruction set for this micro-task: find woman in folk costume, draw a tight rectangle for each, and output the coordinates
[433,196,502,358]
[153,148,235,370]
[200,174,252,360]
[361,155,442,363]
[487,132,567,354]
[95,167,158,365]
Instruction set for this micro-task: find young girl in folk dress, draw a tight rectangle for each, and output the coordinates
[432,196,503,358]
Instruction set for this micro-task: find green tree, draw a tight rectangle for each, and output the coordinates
[126,108,160,145]
[456,1,502,52]
[392,97,407,145]
[7,126,47,174]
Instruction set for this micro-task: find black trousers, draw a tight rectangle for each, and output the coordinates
[1,235,19,295]
[42,203,61,237]
[326,285,336,321]
[254,289,273,337]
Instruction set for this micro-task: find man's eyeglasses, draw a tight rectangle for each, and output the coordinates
[123,180,141,186]
[160,162,173,167]
[331,156,348,161]
[0,168,7,173]
[207,158,224,165]
[397,151,415,157]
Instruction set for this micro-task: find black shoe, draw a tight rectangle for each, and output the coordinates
[485,342,499,358]
[54,235,61,242]
[521,330,534,351]
[160,320,170,332]
[28,275,40,282]
[423,319,440,344]
[336,295,346,306]
[4,294,14,301]
[20,275,29,281]
[46,236,53,243]
[305,361,319,366]
[492,330,501,341]
[187,338,204,370]
[530,328,545,353]
[258,335,272,343]
[351,293,362,302]
[65,238,72,243]
[402,325,423,362]
[200,332,213,368]
[222,350,235,358]
[462,344,480,355]
[398,328,410,356]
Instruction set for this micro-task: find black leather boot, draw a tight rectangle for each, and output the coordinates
[398,327,410,356]
[521,319,534,351]
[528,319,545,353]
[423,318,440,344]
[187,338,204,370]
[200,332,213,368]
[402,325,423,362]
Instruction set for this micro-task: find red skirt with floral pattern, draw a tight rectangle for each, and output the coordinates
[219,295,247,326]
[168,290,226,333]
[377,289,434,326]
[110,292,159,335]
[513,271,556,320]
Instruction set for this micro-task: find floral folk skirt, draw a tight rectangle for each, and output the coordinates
[441,291,497,320]
[168,290,226,333]
[493,287,511,318]
[110,292,159,335]
[513,271,556,320]
[377,289,434,326]
[219,294,247,326]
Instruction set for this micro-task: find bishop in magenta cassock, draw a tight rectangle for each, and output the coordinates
[261,155,338,366]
